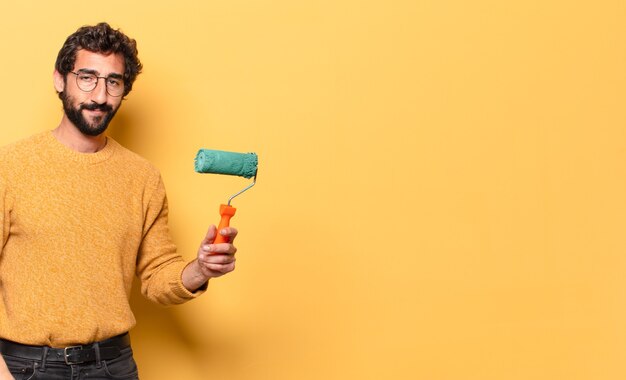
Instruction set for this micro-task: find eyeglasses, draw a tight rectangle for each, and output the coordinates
[70,71,125,97]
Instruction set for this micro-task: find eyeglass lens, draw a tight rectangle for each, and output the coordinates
[74,72,124,97]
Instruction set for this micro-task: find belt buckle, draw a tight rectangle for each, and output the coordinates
[64,345,84,365]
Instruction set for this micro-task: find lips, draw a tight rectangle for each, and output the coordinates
[81,104,113,113]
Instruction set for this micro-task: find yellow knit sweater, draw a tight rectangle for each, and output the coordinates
[0,131,201,347]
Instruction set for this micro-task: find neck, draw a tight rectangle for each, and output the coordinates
[53,117,108,153]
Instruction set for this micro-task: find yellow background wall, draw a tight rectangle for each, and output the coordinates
[1,1,625,379]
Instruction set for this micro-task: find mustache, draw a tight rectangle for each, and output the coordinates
[80,103,113,112]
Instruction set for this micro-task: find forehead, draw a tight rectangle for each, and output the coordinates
[73,49,125,75]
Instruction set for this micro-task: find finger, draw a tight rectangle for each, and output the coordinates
[201,225,218,245]
[203,261,235,274]
[199,254,236,265]
[206,261,236,274]
[217,227,238,243]
[201,243,237,256]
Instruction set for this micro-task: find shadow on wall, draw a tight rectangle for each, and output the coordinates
[127,281,248,379]
[106,105,200,372]
[107,102,148,155]
[106,105,235,378]
[127,281,203,376]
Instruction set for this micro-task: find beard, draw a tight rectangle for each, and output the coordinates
[60,92,119,136]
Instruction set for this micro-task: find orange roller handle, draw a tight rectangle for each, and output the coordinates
[214,204,236,244]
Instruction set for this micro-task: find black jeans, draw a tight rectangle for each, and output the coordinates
[5,346,139,380]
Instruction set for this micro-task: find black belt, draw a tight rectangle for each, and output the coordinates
[0,333,130,365]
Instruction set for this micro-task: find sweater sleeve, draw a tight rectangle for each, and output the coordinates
[0,156,11,254]
[135,174,205,305]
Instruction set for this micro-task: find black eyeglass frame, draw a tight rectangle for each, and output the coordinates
[69,71,125,97]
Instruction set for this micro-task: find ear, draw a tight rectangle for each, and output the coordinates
[53,70,65,93]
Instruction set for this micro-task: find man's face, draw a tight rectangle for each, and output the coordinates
[54,50,125,136]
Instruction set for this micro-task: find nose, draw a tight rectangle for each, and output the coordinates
[90,77,108,104]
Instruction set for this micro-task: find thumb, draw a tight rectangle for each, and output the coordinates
[201,225,218,245]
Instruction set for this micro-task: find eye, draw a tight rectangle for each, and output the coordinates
[107,78,122,88]
[79,74,96,83]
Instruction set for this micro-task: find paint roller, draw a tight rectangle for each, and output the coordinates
[194,149,258,244]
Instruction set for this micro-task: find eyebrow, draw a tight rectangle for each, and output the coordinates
[76,68,124,79]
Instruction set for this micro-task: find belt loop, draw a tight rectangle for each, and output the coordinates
[94,342,102,368]
[39,346,49,372]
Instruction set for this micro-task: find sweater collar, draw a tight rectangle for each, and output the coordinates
[46,130,117,165]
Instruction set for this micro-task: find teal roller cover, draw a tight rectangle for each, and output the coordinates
[194,149,258,178]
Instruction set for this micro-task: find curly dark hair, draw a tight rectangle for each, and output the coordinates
[55,22,143,97]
